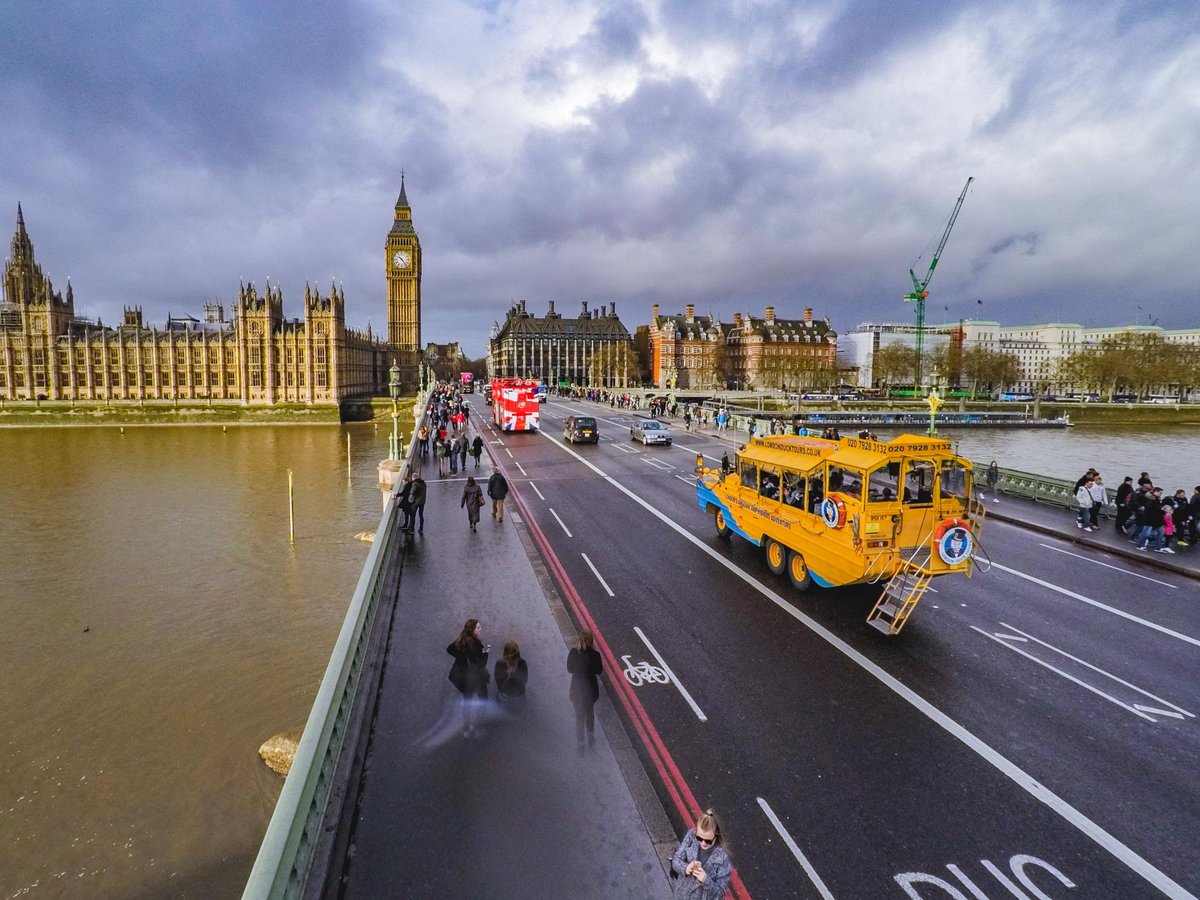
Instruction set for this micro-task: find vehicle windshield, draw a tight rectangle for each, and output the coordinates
[642,421,661,429]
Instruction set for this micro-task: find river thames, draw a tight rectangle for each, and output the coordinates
[0,425,391,899]
[0,420,1197,899]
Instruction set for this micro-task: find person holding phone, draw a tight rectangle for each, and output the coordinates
[670,809,732,898]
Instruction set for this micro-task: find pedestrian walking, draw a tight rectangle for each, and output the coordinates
[985,461,1000,503]
[1088,475,1108,529]
[494,640,528,706]
[436,438,449,477]
[461,476,484,532]
[409,473,426,534]
[471,435,484,469]
[487,470,509,523]
[447,618,490,737]
[459,434,469,472]
[1114,476,1135,532]
[670,809,732,899]
[397,473,414,532]
[1134,488,1167,551]
[567,629,603,754]
[449,436,459,475]
[1074,477,1096,531]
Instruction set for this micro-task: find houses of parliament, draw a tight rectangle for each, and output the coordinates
[0,182,423,404]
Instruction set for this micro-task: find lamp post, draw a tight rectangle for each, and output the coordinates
[927,372,944,437]
[388,362,401,461]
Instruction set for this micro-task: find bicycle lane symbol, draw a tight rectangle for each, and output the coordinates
[622,654,670,687]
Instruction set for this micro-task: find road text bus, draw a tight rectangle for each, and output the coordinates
[697,434,984,635]
[491,378,540,432]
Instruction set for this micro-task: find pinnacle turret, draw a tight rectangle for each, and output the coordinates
[395,173,409,209]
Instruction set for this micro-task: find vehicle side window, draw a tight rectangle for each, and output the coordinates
[807,473,824,513]
[827,465,863,503]
[868,465,899,503]
[939,460,969,501]
[759,466,780,501]
[903,460,935,504]
[740,462,758,490]
[782,472,805,509]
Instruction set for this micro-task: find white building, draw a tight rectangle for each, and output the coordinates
[837,323,950,388]
[840,319,1200,396]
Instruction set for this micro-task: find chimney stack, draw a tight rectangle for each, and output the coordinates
[651,303,660,320]
[548,299,556,316]
[685,303,695,322]
[610,302,617,317]
[765,305,775,324]
[581,300,589,317]
[803,307,813,324]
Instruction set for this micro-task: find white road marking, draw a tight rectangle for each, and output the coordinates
[537,429,1198,900]
[528,481,546,501]
[971,629,1151,722]
[1038,543,1178,588]
[548,507,573,537]
[634,626,706,722]
[612,443,639,454]
[514,460,528,477]
[971,621,1193,724]
[581,552,614,597]
[640,456,674,471]
[757,798,835,900]
[674,474,695,485]
[505,448,514,458]
[990,561,1200,649]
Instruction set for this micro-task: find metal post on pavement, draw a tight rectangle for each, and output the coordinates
[388,362,401,461]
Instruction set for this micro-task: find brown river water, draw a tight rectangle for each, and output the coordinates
[0,425,390,899]
[0,420,1196,898]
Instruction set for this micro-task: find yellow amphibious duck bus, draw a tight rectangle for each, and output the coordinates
[696,434,985,635]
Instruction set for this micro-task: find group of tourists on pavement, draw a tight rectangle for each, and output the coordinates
[1073,468,1200,553]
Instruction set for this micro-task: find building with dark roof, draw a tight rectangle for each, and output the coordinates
[487,299,633,386]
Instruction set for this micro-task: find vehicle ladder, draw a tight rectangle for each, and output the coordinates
[866,547,933,636]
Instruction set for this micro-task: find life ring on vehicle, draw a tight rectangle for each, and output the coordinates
[933,517,968,540]
[820,495,847,529]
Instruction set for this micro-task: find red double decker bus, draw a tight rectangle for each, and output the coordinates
[491,378,540,432]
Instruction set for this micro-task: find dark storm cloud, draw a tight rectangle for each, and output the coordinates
[5,0,1200,358]
[0,1,380,170]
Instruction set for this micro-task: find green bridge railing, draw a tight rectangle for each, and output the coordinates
[243,388,431,900]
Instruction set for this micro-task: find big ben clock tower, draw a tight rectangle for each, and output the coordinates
[386,175,421,387]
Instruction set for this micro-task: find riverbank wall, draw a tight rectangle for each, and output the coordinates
[0,396,420,427]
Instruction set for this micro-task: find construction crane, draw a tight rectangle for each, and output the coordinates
[905,176,974,390]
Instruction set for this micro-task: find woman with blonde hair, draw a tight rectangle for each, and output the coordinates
[566,629,603,753]
[670,808,732,898]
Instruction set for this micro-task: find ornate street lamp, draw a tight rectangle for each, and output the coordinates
[388,362,402,460]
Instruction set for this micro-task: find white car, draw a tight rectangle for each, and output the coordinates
[630,418,673,446]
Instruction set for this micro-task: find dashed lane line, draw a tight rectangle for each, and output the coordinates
[635,626,706,722]
[757,798,835,900]
[534,428,1198,900]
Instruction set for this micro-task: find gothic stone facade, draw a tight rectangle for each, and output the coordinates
[1,206,390,403]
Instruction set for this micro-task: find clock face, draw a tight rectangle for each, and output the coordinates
[392,250,411,270]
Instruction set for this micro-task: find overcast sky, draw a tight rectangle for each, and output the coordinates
[3,0,1198,357]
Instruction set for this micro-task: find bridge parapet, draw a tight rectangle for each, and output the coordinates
[243,386,432,900]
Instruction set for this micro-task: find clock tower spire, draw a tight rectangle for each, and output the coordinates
[386,173,421,387]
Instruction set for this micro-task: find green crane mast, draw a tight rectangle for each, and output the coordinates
[905,176,974,390]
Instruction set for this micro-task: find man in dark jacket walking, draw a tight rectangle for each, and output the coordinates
[487,471,509,523]
[409,474,427,534]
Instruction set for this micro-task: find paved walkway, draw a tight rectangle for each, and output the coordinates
[329,415,674,899]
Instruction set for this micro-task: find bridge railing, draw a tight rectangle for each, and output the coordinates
[976,462,1112,511]
[243,388,432,900]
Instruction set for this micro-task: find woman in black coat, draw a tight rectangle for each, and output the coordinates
[494,640,528,706]
[567,629,603,752]
[447,618,489,700]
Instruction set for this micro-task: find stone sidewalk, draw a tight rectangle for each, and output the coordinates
[327,416,675,899]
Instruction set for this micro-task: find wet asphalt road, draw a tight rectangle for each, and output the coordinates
[489,397,1200,899]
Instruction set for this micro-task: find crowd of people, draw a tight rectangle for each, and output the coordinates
[1075,468,1199,553]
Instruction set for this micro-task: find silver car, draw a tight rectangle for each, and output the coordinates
[630,418,673,446]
